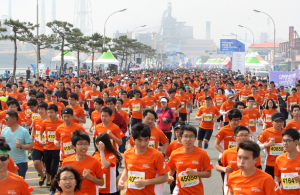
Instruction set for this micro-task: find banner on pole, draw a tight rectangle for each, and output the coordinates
[269,69,300,87]
[232,52,245,74]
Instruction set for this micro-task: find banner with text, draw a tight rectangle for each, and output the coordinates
[232,52,245,74]
[269,69,300,87]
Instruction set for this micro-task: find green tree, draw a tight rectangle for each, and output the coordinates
[0,21,7,35]
[46,20,73,75]
[66,28,89,76]
[2,19,37,81]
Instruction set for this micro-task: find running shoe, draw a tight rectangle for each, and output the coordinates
[39,175,46,186]
[47,180,51,187]
[204,143,209,149]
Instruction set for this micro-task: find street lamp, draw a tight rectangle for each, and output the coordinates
[36,0,40,76]
[103,8,127,51]
[129,25,146,63]
[231,33,242,40]
[253,9,276,65]
[238,25,254,50]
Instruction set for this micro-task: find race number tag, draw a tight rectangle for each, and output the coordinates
[203,114,212,121]
[148,140,155,148]
[91,96,98,100]
[265,114,272,123]
[181,102,185,108]
[249,119,255,127]
[32,113,40,121]
[270,143,284,156]
[132,104,140,111]
[202,102,206,107]
[281,172,300,190]
[216,100,222,106]
[242,96,247,101]
[122,107,129,113]
[228,141,237,149]
[281,96,286,101]
[47,131,55,142]
[35,131,46,142]
[98,174,106,188]
[128,171,145,189]
[178,169,199,188]
[63,142,75,155]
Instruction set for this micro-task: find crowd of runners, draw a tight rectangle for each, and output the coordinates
[0,68,300,195]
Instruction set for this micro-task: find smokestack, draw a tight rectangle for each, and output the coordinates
[8,0,12,19]
[41,0,45,34]
[206,21,211,39]
[52,0,56,21]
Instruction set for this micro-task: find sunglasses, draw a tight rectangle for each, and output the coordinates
[0,156,9,162]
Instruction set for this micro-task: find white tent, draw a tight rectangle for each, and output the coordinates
[95,52,119,65]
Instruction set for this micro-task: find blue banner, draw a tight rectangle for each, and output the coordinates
[217,49,233,55]
[269,69,300,87]
[220,39,245,52]
[30,63,37,76]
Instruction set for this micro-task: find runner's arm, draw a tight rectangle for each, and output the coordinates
[118,168,128,190]
[191,169,211,178]
[73,115,86,124]
[30,127,36,141]
[274,176,281,186]
[220,110,227,115]
[110,134,122,146]
[144,172,168,186]
[162,141,169,155]
[100,150,112,168]
[214,139,224,153]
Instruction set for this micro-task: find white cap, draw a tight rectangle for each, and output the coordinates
[167,77,171,79]
[125,77,128,79]
[121,79,124,82]
[160,98,168,103]
[100,79,103,81]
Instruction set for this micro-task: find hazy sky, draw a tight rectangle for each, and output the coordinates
[1,0,299,47]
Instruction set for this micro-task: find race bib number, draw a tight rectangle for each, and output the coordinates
[265,114,272,123]
[26,109,31,117]
[201,102,206,107]
[148,140,155,148]
[281,96,286,101]
[91,95,98,100]
[216,100,223,106]
[236,89,240,93]
[24,88,28,92]
[195,88,200,92]
[35,131,46,142]
[121,107,129,113]
[128,171,145,189]
[254,102,257,107]
[47,131,55,142]
[98,174,106,188]
[203,114,212,121]
[132,104,140,111]
[181,102,185,108]
[242,96,247,101]
[178,169,199,188]
[281,172,300,190]
[270,143,284,156]
[172,107,176,111]
[228,141,237,149]
[32,113,40,121]
[76,101,80,106]
[249,119,255,127]
[63,142,75,155]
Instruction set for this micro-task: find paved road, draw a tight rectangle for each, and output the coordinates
[27,108,275,195]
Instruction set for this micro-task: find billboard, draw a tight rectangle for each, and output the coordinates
[217,49,232,55]
[232,52,245,74]
[220,39,245,52]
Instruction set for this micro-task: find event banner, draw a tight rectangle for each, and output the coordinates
[269,69,300,87]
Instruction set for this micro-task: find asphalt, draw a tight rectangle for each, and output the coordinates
[26,108,275,195]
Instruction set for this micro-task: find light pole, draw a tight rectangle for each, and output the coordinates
[254,9,276,65]
[130,25,146,63]
[231,33,243,40]
[36,0,40,76]
[238,25,254,50]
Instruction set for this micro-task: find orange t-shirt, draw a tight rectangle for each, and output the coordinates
[86,91,102,109]
[168,97,181,117]
[243,108,260,132]
[220,101,235,122]
[7,92,22,101]
[240,115,250,127]
[7,156,19,173]
[265,93,279,102]
[142,96,157,109]
[258,127,285,166]
[287,95,300,108]
[67,105,86,124]
[119,110,130,122]
[285,119,300,133]
[91,110,101,125]
[215,125,236,150]
[214,94,227,109]
[109,91,119,98]
[0,172,33,194]
[40,118,64,150]
[249,94,263,110]
[32,116,47,151]
[93,150,118,194]
[227,169,277,195]
[77,92,86,107]
[261,109,277,129]
[94,122,124,149]
[49,101,65,116]
[240,90,251,103]
[129,126,169,149]
[166,140,183,157]
[55,122,86,160]
[274,152,300,194]
[155,92,168,108]
[0,110,23,131]
[62,155,104,195]
[129,99,146,119]
[234,83,244,95]
[176,94,189,113]
[121,98,130,113]
[196,106,220,129]
[257,90,265,102]
[168,146,214,195]
[124,147,170,195]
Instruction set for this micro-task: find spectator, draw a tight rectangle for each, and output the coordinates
[26,68,31,81]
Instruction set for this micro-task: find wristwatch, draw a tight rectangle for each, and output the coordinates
[20,145,23,149]
[162,153,166,158]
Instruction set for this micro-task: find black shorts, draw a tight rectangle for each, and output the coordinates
[179,113,187,121]
[197,128,213,141]
[172,117,179,128]
[32,148,44,162]
[265,165,274,178]
[217,115,223,122]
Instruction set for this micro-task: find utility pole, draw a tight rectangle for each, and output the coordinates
[37,0,40,77]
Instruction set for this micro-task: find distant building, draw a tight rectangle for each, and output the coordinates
[249,41,279,60]
[206,21,211,39]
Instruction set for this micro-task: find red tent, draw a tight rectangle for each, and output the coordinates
[224,61,232,68]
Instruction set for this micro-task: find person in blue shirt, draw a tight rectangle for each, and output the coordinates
[2,110,33,178]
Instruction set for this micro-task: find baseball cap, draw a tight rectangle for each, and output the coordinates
[185,86,190,89]
[51,92,58,97]
[174,124,182,129]
[160,98,168,102]
[205,96,212,100]
[280,86,284,89]
[117,80,121,83]
[203,88,208,91]
[146,88,152,93]
[271,112,284,121]
[61,107,73,115]
[226,94,234,99]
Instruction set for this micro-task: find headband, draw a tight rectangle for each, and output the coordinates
[0,150,9,155]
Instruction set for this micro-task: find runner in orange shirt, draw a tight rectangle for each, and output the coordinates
[287,88,300,119]
[214,88,227,129]
[216,126,261,195]
[176,86,190,124]
[118,123,169,195]
[195,88,209,108]
[285,105,300,151]
[89,98,104,134]
[243,97,260,141]
[167,124,213,195]
[61,130,104,195]
[0,139,33,195]
[86,83,102,117]
[249,85,263,110]
[220,93,235,126]
[274,129,300,195]
[154,84,169,109]
[226,140,277,195]
[94,132,123,194]
[108,83,119,98]
[214,109,242,155]
[142,89,157,110]
[195,95,220,149]
[50,92,65,117]
[264,86,279,105]
[168,88,182,136]
[74,85,85,107]
[121,91,130,114]
[129,89,146,127]
[67,93,86,124]
[257,112,285,178]
[7,83,23,104]
[261,99,278,129]
[239,82,251,104]
[39,104,64,194]
[116,98,131,125]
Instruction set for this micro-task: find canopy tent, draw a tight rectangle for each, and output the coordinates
[196,59,202,65]
[223,61,232,68]
[203,59,224,66]
[245,52,265,70]
[95,51,119,65]
[51,50,77,62]
[84,56,97,64]
[255,53,269,65]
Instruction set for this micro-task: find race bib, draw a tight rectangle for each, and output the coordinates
[91,95,98,100]
[76,101,80,106]
[121,107,129,113]
[281,172,300,190]
[270,143,284,156]
[216,100,222,106]
[265,114,272,123]
[35,131,46,142]
[254,102,257,107]
[128,171,145,189]
[249,119,255,127]
[26,109,31,117]
[242,96,247,101]
[171,107,176,111]
[228,141,237,149]
[98,174,106,189]
[148,140,155,148]
[47,131,55,142]
[236,89,240,93]
[132,104,140,112]
[291,102,297,106]
[181,102,185,108]
[203,114,212,121]
[63,142,75,155]
[178,169,199,188]
[24,88,28,92]
[202,102,206,107]
[32,113,40,121]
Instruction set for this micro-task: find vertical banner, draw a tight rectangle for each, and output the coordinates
[30,63,37,77]
[38,63,45,77]
[289,26,294,48]
[269,69,300,87]
[232,52,245,74]
[191,54,194,65]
